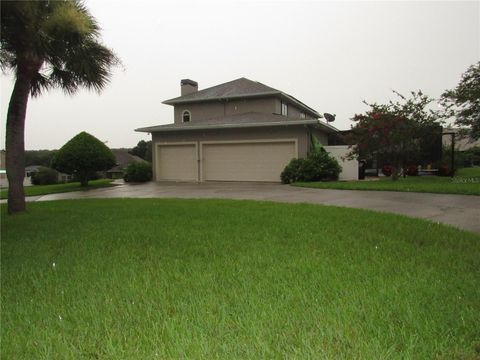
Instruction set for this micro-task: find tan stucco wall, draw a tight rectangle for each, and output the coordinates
[287,103,312,119]
[151,125,325,181]
[174,98,278,124]
[174,102,225,124]
[273,98,314,119]
[173,97,315,124]
[224,98,277,117]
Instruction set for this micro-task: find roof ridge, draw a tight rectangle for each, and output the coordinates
[195,77,278,93]
[162,77,281,104]
[196,77,247,94]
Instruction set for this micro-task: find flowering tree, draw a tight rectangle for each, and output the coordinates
[347,91,443,180]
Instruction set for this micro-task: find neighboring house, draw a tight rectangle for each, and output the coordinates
[24,165,42,186]
[25,165,72,185]
[0,152,35,187]
[443,127,480,167]
[442,127,480,151]
[136,78,357,182]
[106,149,146,179]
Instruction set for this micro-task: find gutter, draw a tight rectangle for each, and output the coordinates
[135,119,327,133]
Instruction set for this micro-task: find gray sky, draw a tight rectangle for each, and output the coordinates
[1,0,479,150]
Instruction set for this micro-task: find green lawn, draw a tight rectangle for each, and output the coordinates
[0,179,115,199]
[456,167,480,178]
[2,199,479,359]
[294,168,480,195]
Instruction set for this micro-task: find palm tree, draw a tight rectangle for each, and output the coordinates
[1,0,118,214]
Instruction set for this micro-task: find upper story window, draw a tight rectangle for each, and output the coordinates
[300,112,306,119]
[281,102,288,116]
[182,110,191,122]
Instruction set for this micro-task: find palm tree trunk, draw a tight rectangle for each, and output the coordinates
[5,65,38,214]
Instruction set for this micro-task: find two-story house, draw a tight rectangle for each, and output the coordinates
[136,77,356,182]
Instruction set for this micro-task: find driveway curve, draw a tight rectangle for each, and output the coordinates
[30,181,480,234]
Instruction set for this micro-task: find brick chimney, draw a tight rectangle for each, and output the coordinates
[181,79,198,96]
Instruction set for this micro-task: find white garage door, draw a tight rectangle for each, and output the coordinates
[201,141,297,182]
[156,143,198,181]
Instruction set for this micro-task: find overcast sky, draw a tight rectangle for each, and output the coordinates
[1,0,479,150]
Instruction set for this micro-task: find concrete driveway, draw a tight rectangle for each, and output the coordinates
[24,181,480,234]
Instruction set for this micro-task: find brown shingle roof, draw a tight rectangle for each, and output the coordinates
[108,149,146,173]
[163,77,279,104]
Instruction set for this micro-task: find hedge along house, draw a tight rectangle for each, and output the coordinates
[136,78,358,182]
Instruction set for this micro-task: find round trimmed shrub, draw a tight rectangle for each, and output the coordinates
[52,132,116,186]
[124,161,152,182]
[302,151,342,182]
[31,167,59,185]
[280,150,341,184]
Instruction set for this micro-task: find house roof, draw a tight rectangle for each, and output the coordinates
[108,149,146,172]
[25,165,42,172]
[162,77,321,118]
[135,112,338,134]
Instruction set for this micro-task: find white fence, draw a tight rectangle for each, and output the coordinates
[324,145,358,181]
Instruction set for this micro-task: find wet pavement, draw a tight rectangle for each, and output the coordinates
[12,181,480,234]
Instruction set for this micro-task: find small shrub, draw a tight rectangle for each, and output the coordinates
[280,158,304,184]
[124,161,152,182]
[281,150,341,184]
[303,151,341,181]
[31,167,58,185]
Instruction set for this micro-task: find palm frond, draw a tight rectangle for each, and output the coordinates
[64,39,119,93]
[30,71,51,97]
[72,0,101,37]
[0,48,15,73]
[2,0,119,96]
[49,66,79,95]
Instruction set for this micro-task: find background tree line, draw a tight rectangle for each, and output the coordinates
[18,140,151,168]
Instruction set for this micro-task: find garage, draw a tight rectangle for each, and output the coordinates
[155,143,198,181]
[201,140,297,182]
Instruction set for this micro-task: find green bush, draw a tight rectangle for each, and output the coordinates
[52,132,116,187]
[31,167,58,185]
[124,162,152,182]
[280,158,304,184]
[281,150,341,184]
